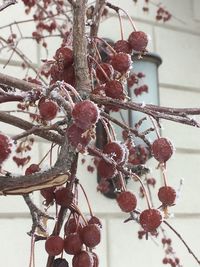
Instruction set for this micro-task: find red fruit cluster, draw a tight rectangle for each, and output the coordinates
[139,208,162,232]
[158,186,176,206]
[116,191,137,212]
[38,99,58,121]
[0,134,12,164]
[63,215,101,267]
[72,100,99,130]
[152,137,174,163]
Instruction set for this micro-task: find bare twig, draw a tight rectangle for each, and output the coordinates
[0,0,17,12]
[164,220,200,265]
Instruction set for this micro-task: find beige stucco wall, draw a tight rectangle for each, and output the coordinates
[0,1,200,266]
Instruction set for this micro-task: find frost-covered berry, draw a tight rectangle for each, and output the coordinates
[152,137,174,163]
[0,133,12,164]
[128,31,148,52]
[158,186,176,206]
[110,52,132,73]
[139,208,162,232]
[39,100,58,121]
[116,191,137,212]
[72,100,99,130]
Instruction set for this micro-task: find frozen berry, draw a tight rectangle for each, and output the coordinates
[158,186,176,206]
[114,40,132,54]
[139,209,162,232]
[45,235,64,256]
[40,186,56,206]
[0,134,12,164]
[64,218,80,235]
[67,124,91,148]
[152,137,174,163]
[72,100,99,130]
[111,52,132,73]
[55,46,73,68]
[103,141,125,164]
[64,233,83,255]
[72,251,94,267]
[55,187,74,207]
[116,191,137,212]
[39,100,58,121]
[97,159,117,180]
[128,31,148,52]
[25,164,40,175]
[80,224,101,248]
[88,216,102,228]
[96,63,114,83]
[104,80,124,100]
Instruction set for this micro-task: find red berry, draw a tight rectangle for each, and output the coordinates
[158,186,176,206]
[116,191,137,212]
[152,137,174,163]
[97,159,117,179]
[128,31,148,52]
[80,224,101,248]
[114,40,132,54]
[139,209,162,232]
[72,251,94,267]
[72,100,99,130]
[103,141,126,164]
[64,218,80,235]
[55,46,73,68]
[25,164,40,175]
[39,100,58,121]
[67,124,91,148]
[45,235,64,256]
[40,186,56,205]
[96,63,114,83]
[111,52,132,73]
[104,80,124,100]
[0,134,12,164]
[64,233,83,255]
[88,216,102,228]
[55,187,74,207]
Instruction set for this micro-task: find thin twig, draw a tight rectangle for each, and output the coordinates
[0,0,17,12]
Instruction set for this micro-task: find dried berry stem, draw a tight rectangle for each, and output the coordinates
[78,182,94,216]
[106,2,137,31]
[163,220,200,265]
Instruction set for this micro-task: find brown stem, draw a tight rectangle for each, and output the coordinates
[0,0,17,12]
[0,111,63,144]
[46,153,78,267]
[163,220,200,265]
[91,95,200,127]
[0,72,41,92]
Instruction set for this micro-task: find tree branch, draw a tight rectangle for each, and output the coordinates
[73,0,91,93]
[0,0,17,12]
[0,111,63,144]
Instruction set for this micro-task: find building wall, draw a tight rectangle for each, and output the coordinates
[0,1,200,266]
